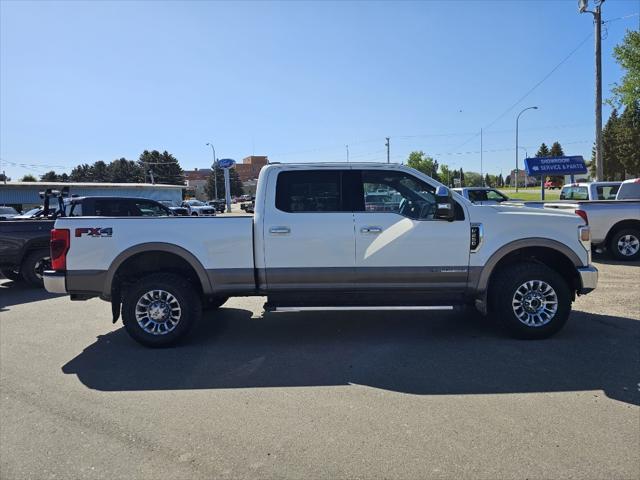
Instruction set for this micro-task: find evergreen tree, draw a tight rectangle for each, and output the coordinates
[549,142,564,157]
[108,158,144,183]
[459,168,465,187]
[205,166,244,199]
[536,143,551,157]
[484,173,491,187]
[40,171,61,182]
[138,150,184,185]
[497,173,504,187]
[20,174,37,182]
[70,164,92,182]
[618,100,640,177]
[90,161,109,182]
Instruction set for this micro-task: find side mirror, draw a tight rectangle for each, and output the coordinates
[434,186,455,221]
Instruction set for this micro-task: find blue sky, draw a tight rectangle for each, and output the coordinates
[1,0,639,180]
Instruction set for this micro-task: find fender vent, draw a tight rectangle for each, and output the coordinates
[470,223,483,252]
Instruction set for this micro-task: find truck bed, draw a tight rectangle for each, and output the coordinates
[55,215,256,296]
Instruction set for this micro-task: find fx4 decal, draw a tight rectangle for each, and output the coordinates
[75,227,113,238]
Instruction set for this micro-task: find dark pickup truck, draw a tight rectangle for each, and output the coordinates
[0,196,174,286]
[0,219,54,286]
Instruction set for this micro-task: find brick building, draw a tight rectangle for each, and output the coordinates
[235,156,269,182]
[183,168,211,200]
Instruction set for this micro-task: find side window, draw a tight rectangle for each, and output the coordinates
[94,200,133,216]
[596,185,619,200]
[275,170,342,212]
[362,170,436,220]
[486,190,507,202]
[133,200,168,216]
[468,190,488,203]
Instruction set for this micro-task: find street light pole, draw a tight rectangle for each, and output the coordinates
[206,142,218,200]
[579,0,605,181]
[515,106,538,192]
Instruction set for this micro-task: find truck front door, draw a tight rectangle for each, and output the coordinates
[352,169,471,300]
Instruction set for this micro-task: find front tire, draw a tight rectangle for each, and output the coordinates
[122,273,202,347]
[609,228,640,261]
[490,262,572,339]
[20,249,51,287]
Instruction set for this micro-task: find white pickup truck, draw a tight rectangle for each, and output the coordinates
[44,163,598,347]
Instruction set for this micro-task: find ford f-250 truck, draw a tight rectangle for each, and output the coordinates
[44,163,598,347]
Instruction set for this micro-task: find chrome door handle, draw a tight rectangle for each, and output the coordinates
[269,226,291,235]
[361,226,383,234]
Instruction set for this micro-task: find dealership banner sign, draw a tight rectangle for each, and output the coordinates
[523,156,587,176]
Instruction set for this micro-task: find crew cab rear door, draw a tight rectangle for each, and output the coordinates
[352,169,471,296]
[261,169,355,291]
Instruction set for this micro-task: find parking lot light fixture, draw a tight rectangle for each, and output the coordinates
[515,106,538,192]
[206,142,218,200]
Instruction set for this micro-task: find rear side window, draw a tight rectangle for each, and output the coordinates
[132,200,169,216]
[275,171,342,212]
[93,200,134,216]
[560,186,588,200]
[596,185,620,200]
[467,190,488,203]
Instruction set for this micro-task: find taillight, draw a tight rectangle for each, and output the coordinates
[50,229,70,271]
[575,209,588,225]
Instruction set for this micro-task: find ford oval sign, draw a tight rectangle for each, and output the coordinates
[217,158,236,169]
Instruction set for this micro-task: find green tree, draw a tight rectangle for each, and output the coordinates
[20,174,37,182]
[406,151,440,181]
[463,171,483,187]
[497,173,504,187]
[617,100,640,177]
[0,173,10,182]
[108,158,144,183]
[205,166,244,199]
[70,164,92,181]
[536,143,550,157]
[40,171,61,182]
[439,164,453,186]
[547,142,565,185]
[549,142,564,157]
[138,150,184,185]
[590,109,625,180]
[610,29,640,108]
[459,168,465,187]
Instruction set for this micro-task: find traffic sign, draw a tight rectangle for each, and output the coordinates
[217,158,236,169]
[524,156,587,176]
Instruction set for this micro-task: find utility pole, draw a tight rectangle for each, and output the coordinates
[346,145,349,163]
[148,169,155,184]
[579,0,604,181]
[385,137,390,163]
[480,128,484,186]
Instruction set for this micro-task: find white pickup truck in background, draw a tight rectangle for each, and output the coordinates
[44,163,598,347]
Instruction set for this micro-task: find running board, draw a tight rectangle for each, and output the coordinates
[268,305,454,313]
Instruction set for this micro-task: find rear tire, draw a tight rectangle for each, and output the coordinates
[490,262,572,339]
[20,249,51,287]
[121,273,202,347]
[609,228,640,261]
[0,268,21,282]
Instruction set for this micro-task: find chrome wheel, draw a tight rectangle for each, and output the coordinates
[135,290,182,335]
[512,280,558,327]
[33,257,51,281]
[616,234,639,257]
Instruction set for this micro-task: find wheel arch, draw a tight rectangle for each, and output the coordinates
[103,242,213,299]
[472,238,583,314]
[604,219,640,246]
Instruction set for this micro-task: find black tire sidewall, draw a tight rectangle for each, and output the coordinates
[20,249,50,287]
[609,229,640,261]
[491,263,572,339]
[121,273,201,347]
[1,268,21,281]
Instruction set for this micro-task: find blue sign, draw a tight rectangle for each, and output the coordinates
[524,156,587,176]
[217,158,236,169]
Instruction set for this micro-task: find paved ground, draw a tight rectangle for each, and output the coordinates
[1,258,639,479]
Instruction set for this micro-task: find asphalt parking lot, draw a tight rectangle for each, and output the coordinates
[1,258,639,479]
